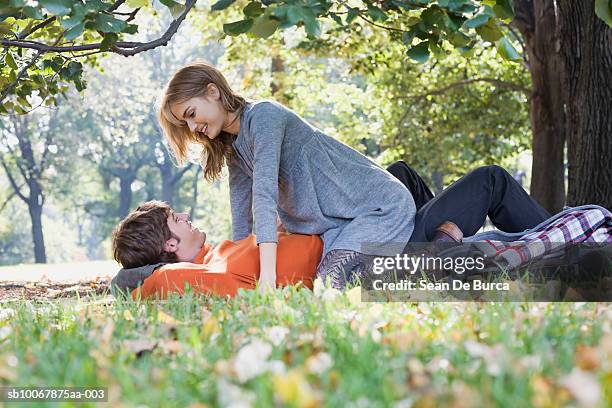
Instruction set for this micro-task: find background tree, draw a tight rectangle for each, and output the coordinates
[0,108,78,263]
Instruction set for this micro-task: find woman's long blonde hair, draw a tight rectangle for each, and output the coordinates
[158,61,247,181]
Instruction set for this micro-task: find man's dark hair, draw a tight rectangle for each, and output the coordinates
[111,200,179,268]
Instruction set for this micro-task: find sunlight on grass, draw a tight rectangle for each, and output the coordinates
[0,261,118,282]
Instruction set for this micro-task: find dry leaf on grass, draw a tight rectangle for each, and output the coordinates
[122,339,158,357]
[559,367,602,407]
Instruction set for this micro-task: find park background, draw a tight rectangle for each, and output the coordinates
[1,0,610,267]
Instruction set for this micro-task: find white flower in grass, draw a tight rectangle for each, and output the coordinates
[560,368,601,408]
[0,309,15,321]
[233,338,286,383]
[305,352,333,375]
[266,326,289,347]
[217,378,255,408]
[0,326,11,341]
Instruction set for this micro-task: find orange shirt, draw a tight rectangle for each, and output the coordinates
[132,233,322,300]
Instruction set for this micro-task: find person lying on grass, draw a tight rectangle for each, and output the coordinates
[110,200,323,301]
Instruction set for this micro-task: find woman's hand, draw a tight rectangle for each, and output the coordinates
[258,242,277,294]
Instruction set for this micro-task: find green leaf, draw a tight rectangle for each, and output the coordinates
[5,52,18,70]
[126,0,148,7]
[60,4,88,29]
[100,33,119,50]
[595,0,612,27]
[212,0,236,11]
[124,24,139,34]
[329,13,342,25]
[406,41,430,63]
[22,6,44,19]
[64,22,84,40]
[496,37,521,61]
[249,15,280,38]
[285,6,304,25]
[463,13,489,29]
[367,5,387,22]
[243,2,264,18]
[0,21,13,37]
[223,19,254,36]
[475,21,502,42]
[159,0,186,17]
[493,0,514,20]
[449,31,471,47]
[303,14,320,37]
[95,14,127,33]
[346,7,359,24]
[83,0,107,12]
[38,0,72,16]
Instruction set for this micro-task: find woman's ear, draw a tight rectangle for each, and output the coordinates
[164,238,179,253]
[206,83,220,100]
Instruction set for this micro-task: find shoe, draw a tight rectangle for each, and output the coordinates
[432,221,463,243]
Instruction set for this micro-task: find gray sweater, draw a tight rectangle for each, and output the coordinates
[229,100,416,258]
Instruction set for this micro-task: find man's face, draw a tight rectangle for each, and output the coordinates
[165,211,206,262]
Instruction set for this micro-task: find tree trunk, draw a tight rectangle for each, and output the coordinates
[118,176,134,219]
[160,162,177,206]
[513,0,567,214]
[558,0,612,208]
[27,182,46,263]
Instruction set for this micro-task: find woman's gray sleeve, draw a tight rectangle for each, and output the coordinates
[251,104,287,244]
[229,162,253,241]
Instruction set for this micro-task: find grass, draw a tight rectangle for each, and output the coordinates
[0,283,610,407]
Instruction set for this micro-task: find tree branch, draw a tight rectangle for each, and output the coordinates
[396,76,531,131]
[0,50,44,104]
[357,14,410,34]
[413,77,531,101]
[0,188,20,214]
[0,157,27,203]
[1,0,197,57]
[107,0,128,13]
[17,16,56,40]
[174,163,193,183]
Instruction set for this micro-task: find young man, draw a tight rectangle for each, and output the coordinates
[110,201,323,300]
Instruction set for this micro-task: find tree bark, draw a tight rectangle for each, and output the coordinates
[513,0,567,214]
[118,176,134,219]
[28,193,46,264]
[558,0,612,208]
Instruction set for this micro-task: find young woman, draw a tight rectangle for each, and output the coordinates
[158,61,416,290]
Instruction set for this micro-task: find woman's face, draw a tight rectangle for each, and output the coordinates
[169,84,227,140]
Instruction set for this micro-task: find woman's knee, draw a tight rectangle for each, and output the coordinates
[467,165,509,180]
[386,160,409,173]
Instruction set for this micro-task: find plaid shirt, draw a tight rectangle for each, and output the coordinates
[470,206,612,269]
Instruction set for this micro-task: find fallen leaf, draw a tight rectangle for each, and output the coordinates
[305,352,333,375]
[157,309,180,325]
[122,339,157,357]
[559,367,601,407]
[159,340,182,355]
[346,286,361,305]
[272,369,319,408]
[574,344,599,371]
[201,317,220,340]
